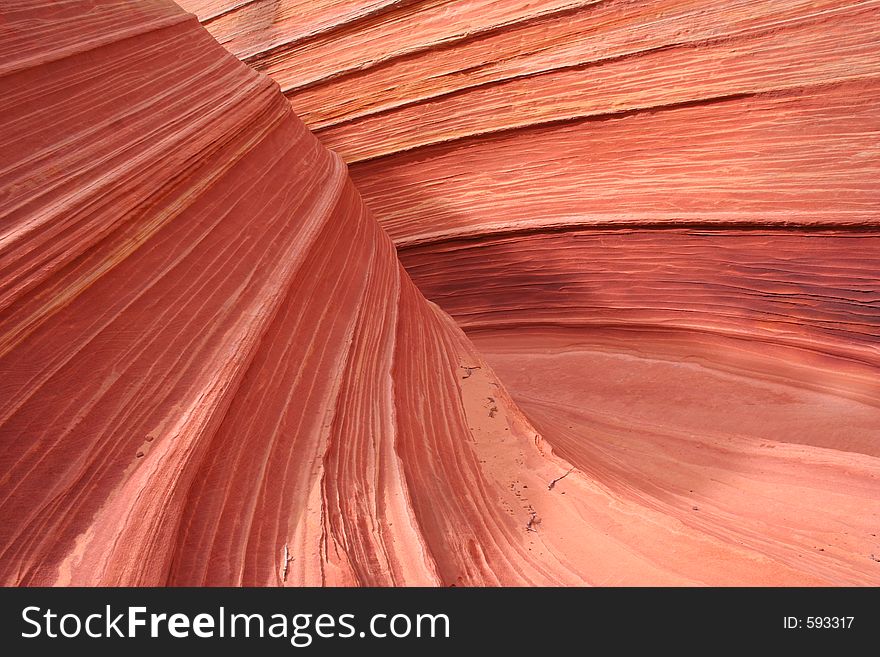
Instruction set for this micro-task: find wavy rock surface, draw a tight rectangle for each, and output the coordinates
[180,0,880,585]
[0,0,591,586]
[1,0,878,586]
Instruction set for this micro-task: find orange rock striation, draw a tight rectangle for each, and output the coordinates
[0,0,576,586]
[1,0,878,585]
[185,0,880,584]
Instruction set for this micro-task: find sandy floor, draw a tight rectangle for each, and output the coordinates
[473,326,880,585]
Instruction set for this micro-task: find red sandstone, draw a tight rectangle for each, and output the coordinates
[0,0,878,585]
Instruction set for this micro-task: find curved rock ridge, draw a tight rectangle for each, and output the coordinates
[1,0,878,586]
[0,0,587,586]
[182,0,880,238]
[400,230,880,375]
[179,0,880,585]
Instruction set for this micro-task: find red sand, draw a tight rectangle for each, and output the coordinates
[1,0,878,585]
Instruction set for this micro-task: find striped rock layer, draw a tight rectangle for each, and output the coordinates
[0,0,878,585]
[186,0,880,584]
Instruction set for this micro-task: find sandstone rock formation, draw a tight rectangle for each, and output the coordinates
[1,0,878,585]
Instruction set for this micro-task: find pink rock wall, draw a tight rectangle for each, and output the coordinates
[1,0,878,585]
[0,0,581,586]
[182,0,880,584]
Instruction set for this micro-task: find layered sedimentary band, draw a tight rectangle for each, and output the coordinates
[1,0,878,586]
[0,0,581,586]
[182,0,880,585]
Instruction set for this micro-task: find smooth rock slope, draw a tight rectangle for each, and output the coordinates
[1,0,878,585]
[183,0,880,585]
[0,0,575,586]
